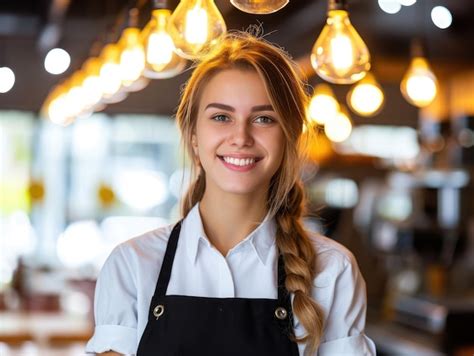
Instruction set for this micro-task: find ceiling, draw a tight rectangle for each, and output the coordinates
[0,0,473,127]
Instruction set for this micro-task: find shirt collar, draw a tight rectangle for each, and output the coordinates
[181,202,276,266]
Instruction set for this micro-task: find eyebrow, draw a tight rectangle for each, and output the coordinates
[204,103,275,112]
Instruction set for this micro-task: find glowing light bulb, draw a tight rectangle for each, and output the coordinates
[118,27,146,86]
[398,0,416,6]
[142,9,187,79]
[66,71,88,118]
[44,48,71,75]
[48,93,71,126]
[0,66,15,93]
[347,72,384,116]
[46,83,74,126]
[168,0,227,59]
[82,57,104,108]
[431,6,452,29]
[99,44,123,98]
[401,56,438,108]
[378,0,401,14]
[324,107,352,142]
[308,84,340,125]
[311,1,370,84]
[230,0,289,14]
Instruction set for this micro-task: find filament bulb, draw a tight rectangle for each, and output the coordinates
[118,27,146,86]
[230,0,289,14]
[311,7,370,84]
[400,56,438,108]
[168,0,226,59]
[142,9,187,79]
[308,84,340,125]
[347,72,384,116]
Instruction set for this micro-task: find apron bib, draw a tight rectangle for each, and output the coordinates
[137,220,300,356]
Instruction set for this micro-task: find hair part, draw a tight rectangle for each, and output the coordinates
[175,30,324,353]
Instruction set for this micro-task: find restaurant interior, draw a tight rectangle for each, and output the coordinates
[1,0,473,355]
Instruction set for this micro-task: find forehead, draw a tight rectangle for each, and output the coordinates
[198,69,272,108]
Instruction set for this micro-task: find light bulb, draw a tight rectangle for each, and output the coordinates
[66,71,88,118]
[324,107,352,142]
[311,1,370,84]
[82,57,104,108]
[99,44,123,98]
[46,84,71,125]
[431,6,452,29]
[347,72,384,116]
[401,56,438,108]
[168,0,227,59]
[142,9,187,79]
[44,48,71,75]
[230,0,289,14]
[118,28,146,86]
[308,84,340,125]
[0,66,15,93]
[48,93,71,126]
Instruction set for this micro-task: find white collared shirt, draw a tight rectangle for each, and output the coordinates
[86,203,376,355]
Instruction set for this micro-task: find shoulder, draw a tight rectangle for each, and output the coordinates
[101,222,176,276]
[306,230,357,273]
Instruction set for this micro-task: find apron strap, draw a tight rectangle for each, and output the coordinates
[153,220,183,298]
[277,253,296,334]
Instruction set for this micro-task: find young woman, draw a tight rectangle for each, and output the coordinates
[86,31,376,355]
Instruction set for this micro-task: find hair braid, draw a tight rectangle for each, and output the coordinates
[275,180,325,354]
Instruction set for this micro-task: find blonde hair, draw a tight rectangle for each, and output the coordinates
[175,30,324,353]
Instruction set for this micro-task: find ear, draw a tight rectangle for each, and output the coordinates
[191,133,198,156]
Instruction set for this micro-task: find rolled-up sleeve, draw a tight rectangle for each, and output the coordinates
[318,251,376,356]
[85,245,139,355]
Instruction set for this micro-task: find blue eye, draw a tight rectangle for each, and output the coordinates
[255,116,274,124]
[212,114,229,122]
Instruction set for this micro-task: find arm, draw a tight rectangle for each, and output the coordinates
[85,245,139,355]
[317,250,376,355]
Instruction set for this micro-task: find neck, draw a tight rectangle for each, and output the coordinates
[199,190,268,256]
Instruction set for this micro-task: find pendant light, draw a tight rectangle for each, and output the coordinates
[99,44,123,101]
[324,105,353,143]
[0,66,15,93]
[311,0,370,84]
[308,83,340,125]
[117,8,146,87]
[230,0,289,14]
[400,40,438,108]
[168,0,227,60]
[142,0,187,79]
[82,57,104,109]
[347,72,384,116]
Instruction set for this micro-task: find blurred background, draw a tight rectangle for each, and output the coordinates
[1,0,473,355]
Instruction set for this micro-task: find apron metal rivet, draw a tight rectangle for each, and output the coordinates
[153,305,164,319]
[275,307,287,320]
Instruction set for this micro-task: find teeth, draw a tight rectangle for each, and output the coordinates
[222,156,256,166]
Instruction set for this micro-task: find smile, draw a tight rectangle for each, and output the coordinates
[217,155,263,171]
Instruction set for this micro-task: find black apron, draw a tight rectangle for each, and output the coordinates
[137,220,300,356]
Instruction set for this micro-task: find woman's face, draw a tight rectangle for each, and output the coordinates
[192,69,285,198]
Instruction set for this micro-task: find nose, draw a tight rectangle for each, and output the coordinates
[229,121,254,147]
